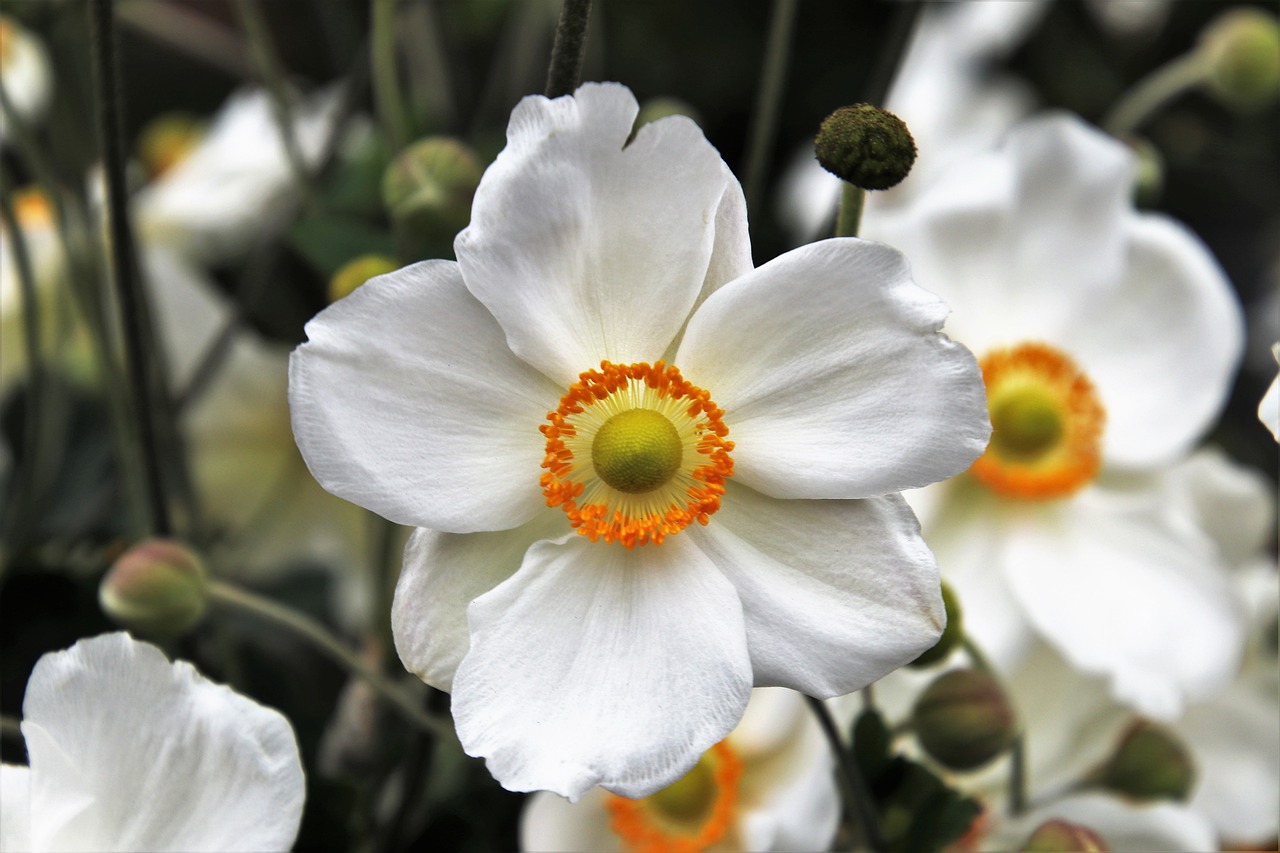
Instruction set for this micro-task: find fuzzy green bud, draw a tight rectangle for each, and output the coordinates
[1090,719,1195,801]
[910,581,963,668]
[814,104,917,191]
[1020,820,1110,852]
[99,539,207,637]
[912,668,1017,771]
[328,254,399,303]
[382,136,482,243]
[1200,8,1280,112]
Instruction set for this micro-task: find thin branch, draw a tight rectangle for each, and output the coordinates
[544,0,593,98]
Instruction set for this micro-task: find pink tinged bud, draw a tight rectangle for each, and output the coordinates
[1021,819,1111,852]
[99,539,207,637]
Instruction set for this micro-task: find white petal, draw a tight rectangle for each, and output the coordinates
[1260,343,1279,441]
[0,15,53,137]
[391,510,564,692]
[0,765,32,853]
[455,83,730,385]
[995,792,1216,853]
[518,789,619,853]
[1002,488,1245,719]
[1064,215,1243,467]
[289,260,560,532]
[22,633,303,853]
[677,239,989,499]
[145,246,234,392]
[452,534,752,800]
[692,482,944,696]
[1157,446,1274,569]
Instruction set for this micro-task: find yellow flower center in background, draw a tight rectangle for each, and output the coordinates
[541,361,734,548]
[0,17,13,66]
[969,342,1105,500]
[606,740,743,853]
[12,186,52,229]
[137,113,207,179]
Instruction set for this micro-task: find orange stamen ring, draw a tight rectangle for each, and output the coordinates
[540,361,734,548]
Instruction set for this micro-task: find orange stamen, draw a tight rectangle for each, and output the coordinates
[969,342,1105,500]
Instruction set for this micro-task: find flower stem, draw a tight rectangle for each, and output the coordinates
[544,0,593,98]
[1103,52,1209,138]
[805,695,885,853]
[744,0,800,216]
[963,636,1028,816]
[205,579,452,739]
[835,182,865,238]
[372,0,412,153]
[89,0,173,537]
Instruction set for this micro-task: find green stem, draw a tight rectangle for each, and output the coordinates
[743,0,800,216]
[233,0,314,197]
[805,695,885,853]
[544,0,593,98]
[1103,52,1209,138]
[206,580,452,739]
[963,636,1027,816]
[371,0,412,153]
[89,0,173,537]
[835,182,866,238]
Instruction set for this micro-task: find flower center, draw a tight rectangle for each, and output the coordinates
[970,342,1105,500]
[0,18,12,66]
[592,408,683,494]
[12,186,52,230]
[541,361,733,549]
[138,113,207,179]
[606,741,743,853]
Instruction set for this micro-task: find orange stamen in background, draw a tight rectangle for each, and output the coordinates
[606,741,743,853]
[969,342,1105,501]
[12,187,53,229]
[541,361,734,548]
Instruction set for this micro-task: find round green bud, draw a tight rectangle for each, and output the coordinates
[328,254,400,303]
[1200,8,1280,112]
[1090,719,1195,801]
[912,668,1017,771]
[1020,819,1110,852]
[99,539,207,637]
[909,581,963,668]
[382,136,483,242]
[814,104,917,191]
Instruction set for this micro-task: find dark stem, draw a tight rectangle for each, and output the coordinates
[743,0,800,216]
[89,0,173,536]
[805,695,885,853]
[544,0,593,98]
[861,0,925,106]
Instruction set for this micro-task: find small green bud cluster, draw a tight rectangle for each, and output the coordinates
[1199,8,1280,112]
[1088,719,1195,801]
[911,667,1017,771]
[99,539,207,637]
[814,104,917,191]
[382,137,483,245]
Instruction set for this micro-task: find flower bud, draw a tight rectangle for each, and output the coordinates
[99,539,207,637]
[910,580,963,668]
[635,97,702,130]
[814,104,916,191]
[1199,8,1280,112]
[912,668,1017,771]
[328,254,399,303]
[382,136,482,243]
[1089,719,1195,801]
[1020,819,1110,852]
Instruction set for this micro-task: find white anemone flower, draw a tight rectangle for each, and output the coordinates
[1261,342,1279,440]
[289,82,991,799]
[0,632,305,852]
[520,688,838,852]
[0,14,53,142]
[865,114,1247,720]
[133,87,339,265]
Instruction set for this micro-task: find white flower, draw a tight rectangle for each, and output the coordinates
[289,82,991,799]
[520,688,838,852]
[866,113,1246,719]
[1261,342,1279,440]
[0,632,304,852]
[0,13,53,141]
[0,185,65,391]
[133,87,339,265]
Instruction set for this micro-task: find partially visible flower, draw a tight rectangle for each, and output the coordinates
[988,792,1216,853]
[0,184,65,390]
[0,13,53,141]
[520,688,838,852]
[867,114,1246,719]
[1261,343,1279,440]
[291,82,991,799]
[0,632,304,852]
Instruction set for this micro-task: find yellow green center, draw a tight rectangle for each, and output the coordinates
[989,388,1064,462]
[646,752,717,823]
[591,408,682,494]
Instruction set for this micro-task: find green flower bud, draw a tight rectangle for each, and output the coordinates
[910,581,963,668]
[912,668,1017,771]
[382,136,483,243]
[328,254,400,303]
[1021,819,1110,852]
[1200,8,1280,112]
[99,539,207,637]
[1089,719,1195,801]
[814,104,917,191]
